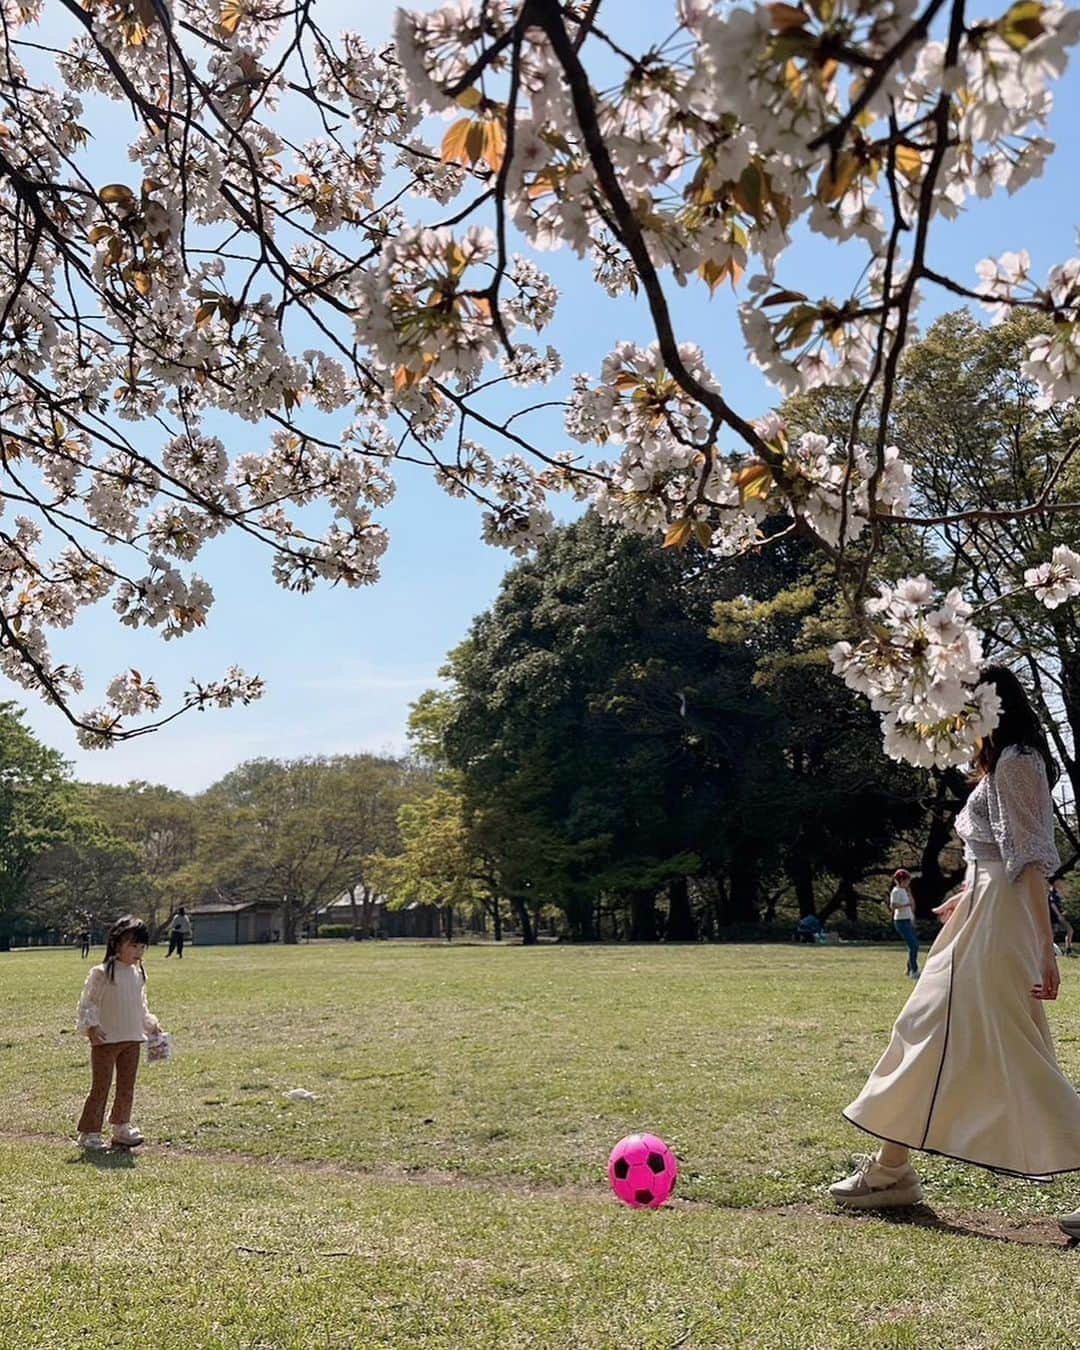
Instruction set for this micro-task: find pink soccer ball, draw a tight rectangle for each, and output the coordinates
[608,1133,678,1209]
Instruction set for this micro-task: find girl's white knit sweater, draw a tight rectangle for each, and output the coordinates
[76,962,160,1043]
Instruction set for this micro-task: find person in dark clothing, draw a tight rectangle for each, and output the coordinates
[166,907,192,958]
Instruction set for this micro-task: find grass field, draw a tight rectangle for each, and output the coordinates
[1,942,1078,1349]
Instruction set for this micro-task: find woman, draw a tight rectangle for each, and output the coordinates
[889,868,919,978]
[829,665,1080,1239]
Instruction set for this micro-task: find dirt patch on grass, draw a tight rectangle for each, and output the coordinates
[2,1129,1076,1248]
[771,1201,1077,1249]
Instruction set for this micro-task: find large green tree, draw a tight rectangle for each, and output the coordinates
[0,705,83,950]
[82,782,198,935]
[194,754,424,942]
[441,515,794,939]
[432,512,943,937]
[27,838,146,938]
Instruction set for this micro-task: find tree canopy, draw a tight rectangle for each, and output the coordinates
[421,512,937,938]
[0,703,84,949]
[0,3,1076,767]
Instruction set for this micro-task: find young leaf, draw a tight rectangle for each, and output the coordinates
[817,151,861,203]
[999,0,1045,49]
[441,118,474,166]
[761,288,809,307]
[219,1,245,36]
[693,521,715,549]
[482,117,506,174]
[734,462,773,502]
[893,144,923,182]
[769,3,811,32]
[663,519,694,550]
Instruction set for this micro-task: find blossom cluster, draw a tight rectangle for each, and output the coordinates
[976,251,1080,405]
[833,546,1080,766]
[1024,544,1080,608]
[570,356,912,554]
[831,578,1001,768]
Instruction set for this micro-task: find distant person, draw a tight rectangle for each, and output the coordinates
[889,868,919,978]
[78,928,91,959]
[794,913,821,944]
[166,907,192,959]
[1049,882,1074,958]
[75,915,164,1151]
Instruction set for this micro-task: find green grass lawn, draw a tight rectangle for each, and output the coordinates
[1,942,1078,1348]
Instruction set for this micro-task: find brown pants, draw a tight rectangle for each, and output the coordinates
[77,1041,141,1133]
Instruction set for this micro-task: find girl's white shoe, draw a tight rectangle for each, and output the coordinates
[78,1132,107,1150]
[112,1123,144,1148]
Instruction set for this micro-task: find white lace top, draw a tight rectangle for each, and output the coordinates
[76,962,160,1044]
[954,744,1060,883]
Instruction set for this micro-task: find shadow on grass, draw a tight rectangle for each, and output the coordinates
[66,1149,137,1171]
[854,1203,1076,1250]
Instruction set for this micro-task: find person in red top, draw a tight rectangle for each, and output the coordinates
[888,868,919,978]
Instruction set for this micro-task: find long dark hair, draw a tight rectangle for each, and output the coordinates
[974,664,1059,786]
[103,915,149,983]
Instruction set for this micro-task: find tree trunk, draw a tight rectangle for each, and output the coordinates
[843,878,858,924]
[787,853,816,918]
[444,904,454,941]
[710,877,726,935]
[698,891,714,942]
[491,895,502,942]
[348,884,362,938]
[512,897,536,945]
[282,895,297,943]
[360,884,376,937]
[666,875,697,941]
[763,885,785,926]
[628,888,658,942]
[566,894,596,941]
[727,855,760,923]
[910,769,967,916]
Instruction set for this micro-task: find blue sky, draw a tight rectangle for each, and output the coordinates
[6,1,1079,791]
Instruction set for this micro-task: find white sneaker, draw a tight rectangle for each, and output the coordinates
[112,1122,144,1148]
[829,1153,924,1208]
[78,1132,107,1151]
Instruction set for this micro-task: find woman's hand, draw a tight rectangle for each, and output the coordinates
[86,1025,107,1046]
[1032,948,1061,1001]
[932,891,965,924]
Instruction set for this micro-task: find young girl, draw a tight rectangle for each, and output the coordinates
[889,868,919,978]
[75,915,163,1151]
[830,665,1080,1239]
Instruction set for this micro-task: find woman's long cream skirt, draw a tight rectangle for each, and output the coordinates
[844,860,1080,1179]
